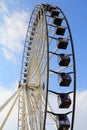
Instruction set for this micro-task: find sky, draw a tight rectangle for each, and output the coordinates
[0,0,87,129]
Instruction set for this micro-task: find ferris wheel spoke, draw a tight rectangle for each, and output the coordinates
[25,86,44,130]
[49,47,59,59]
[41,91,57,125]
[49,64,73,76]
[27,21,42,71]
[28,38,47,82]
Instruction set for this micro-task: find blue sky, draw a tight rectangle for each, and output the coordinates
[0,0,87,130]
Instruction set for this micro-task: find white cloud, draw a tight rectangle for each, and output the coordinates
[74,90,87,130]
[0,1,9,14]
[0,1,29,63]
[1,47,17,63]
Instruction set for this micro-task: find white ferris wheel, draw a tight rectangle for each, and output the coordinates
[0,3,76,130]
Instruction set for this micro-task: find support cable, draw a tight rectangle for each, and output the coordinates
[0,87,22,113]
[0,90,21,130]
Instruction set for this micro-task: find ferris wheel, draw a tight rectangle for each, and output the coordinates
[0,3,76,130]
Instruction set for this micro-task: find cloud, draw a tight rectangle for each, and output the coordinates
[0,1,9,14]
[0,1,29,63]
[1,48,17,63]
[74,90,87,130]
